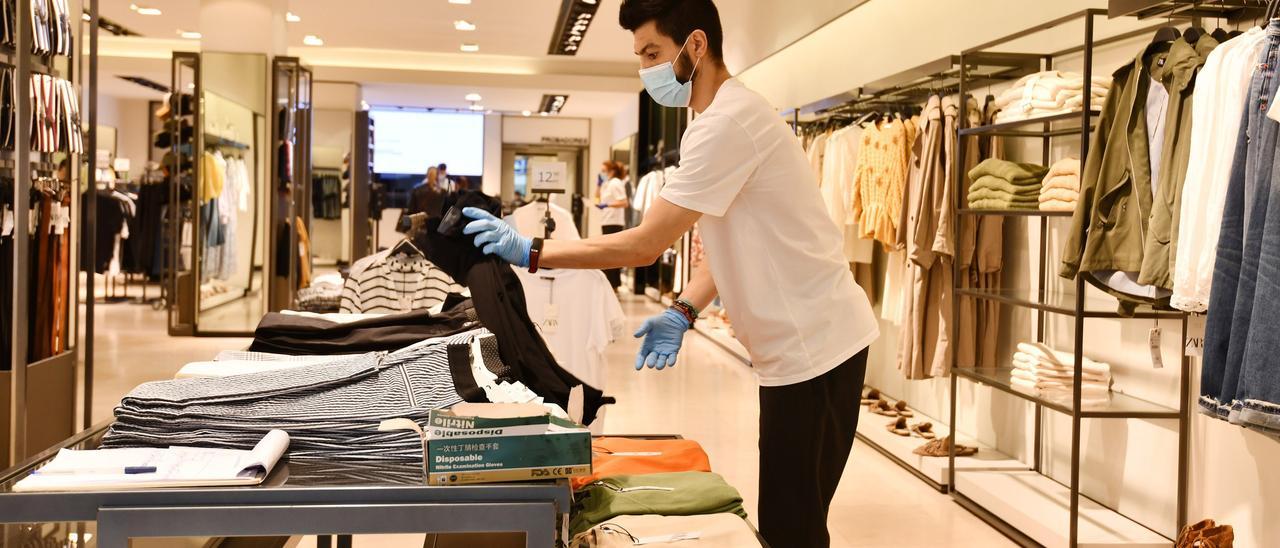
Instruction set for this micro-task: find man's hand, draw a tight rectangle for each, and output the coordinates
[462,207,532,267]
[633,309,691,371]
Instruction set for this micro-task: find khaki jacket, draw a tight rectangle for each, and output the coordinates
[1061,38,1214,295]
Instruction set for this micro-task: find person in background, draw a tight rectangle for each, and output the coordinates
[597,160,630,289]
[437,163,452,192]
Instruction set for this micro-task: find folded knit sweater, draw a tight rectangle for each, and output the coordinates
[968,159,1049,183]
[970,176,1042,197]
[1040,199,1077,212]
[1039,187,1079,203]
[970,188,1041,206]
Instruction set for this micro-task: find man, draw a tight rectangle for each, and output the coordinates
[437,163,452,192]
[461,1,877,546]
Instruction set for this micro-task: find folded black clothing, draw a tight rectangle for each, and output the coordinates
[416,190,613,425]
[248,305,479,355]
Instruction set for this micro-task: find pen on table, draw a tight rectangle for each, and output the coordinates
[34,466,158,475]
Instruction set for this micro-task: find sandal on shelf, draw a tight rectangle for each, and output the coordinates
[910,422,936,439]
[861,388,881,405]
[912,436,977,457]
[893,400,914,418]
[868,399,897,417]
[886,417,911,437]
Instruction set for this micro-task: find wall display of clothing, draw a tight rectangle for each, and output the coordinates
[3,176,71,369]
[311,170,342,220]
[21,0,72,56]
[0,68,84,154]
[198,150,250,283]
[339,246,464,314]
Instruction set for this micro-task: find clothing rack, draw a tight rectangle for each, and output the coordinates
[948,9,1190,547]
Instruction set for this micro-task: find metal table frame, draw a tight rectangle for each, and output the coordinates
[0,423,570,548]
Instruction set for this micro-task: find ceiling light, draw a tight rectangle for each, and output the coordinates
[454,20,476,31]
[521,110,531,117]
[177,30,201,39]
[460,43,480,53]
[186,82,195,89]
[539,112,548,117]
[464,93,482,102]
[130,4,162,15]
[286,12,301,23]
[81,13,90,21]
[469,104,485,111]
[303,35,324,46]
[448,0,472,4]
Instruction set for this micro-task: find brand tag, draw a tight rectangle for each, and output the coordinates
[1149,327,1164,369]
[1185,315,1206,358]
[543,303,559,335]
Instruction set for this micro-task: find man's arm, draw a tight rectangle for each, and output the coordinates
[679,262,718,312]
[541,197,700,269]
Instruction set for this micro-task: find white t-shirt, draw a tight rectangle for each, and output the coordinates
[659,78,879,387]
[515,267,626,391]
[599,178,628,227]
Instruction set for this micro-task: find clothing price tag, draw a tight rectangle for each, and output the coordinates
[633,532,701,545]
[1149,327,1164,369]
[543,303,559,335]
[2,207,12,237]
[1185,315,1206,358]
[50,203,64,235]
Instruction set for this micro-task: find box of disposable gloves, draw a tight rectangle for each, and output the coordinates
[383,402,591,486]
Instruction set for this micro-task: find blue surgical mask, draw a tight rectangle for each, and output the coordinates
[639,35,702,108]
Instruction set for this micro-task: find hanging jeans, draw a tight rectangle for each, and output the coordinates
[1201,22,1280,422]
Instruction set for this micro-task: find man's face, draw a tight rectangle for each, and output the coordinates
[632,21,694,79]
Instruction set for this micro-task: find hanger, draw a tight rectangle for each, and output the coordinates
[389,235,425,258]
[1210,0,1229,41]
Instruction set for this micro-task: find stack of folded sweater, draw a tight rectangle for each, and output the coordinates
[993,70,1111,123]
[1040,158,1081,212]
[1010,342,1112,407]
[967,159,1049,210]
[568,438,762,546]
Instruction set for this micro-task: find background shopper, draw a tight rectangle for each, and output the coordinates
[597,160,630,289]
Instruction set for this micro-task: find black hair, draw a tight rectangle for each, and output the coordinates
[438,163,448,171]
[619,0,724,62]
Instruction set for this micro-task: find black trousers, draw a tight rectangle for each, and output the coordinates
[601,225,623,289]
[758,349,868,548]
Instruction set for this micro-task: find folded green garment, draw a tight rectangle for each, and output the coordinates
[968,187,1041,205]
[570,472,748,536]
[969,175,1042,197]
[968,158,1049,183]
[970,198,1041,210]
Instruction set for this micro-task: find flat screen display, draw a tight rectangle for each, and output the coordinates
[369,109,484,176]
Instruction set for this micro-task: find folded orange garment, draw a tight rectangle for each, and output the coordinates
[571,437,713,491]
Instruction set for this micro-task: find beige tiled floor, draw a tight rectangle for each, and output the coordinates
[86,292,1013,547]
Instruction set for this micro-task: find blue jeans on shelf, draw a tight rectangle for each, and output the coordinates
[1201,22,1280,422]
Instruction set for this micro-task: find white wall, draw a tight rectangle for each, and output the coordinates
[612,94,640,144]
[734,0,1280,545]
[94,96,154,174]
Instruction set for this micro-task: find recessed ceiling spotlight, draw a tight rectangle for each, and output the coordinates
[448,0,472,4]
[539,112,548,117]
[177,30,202,39]
[303,35,324,46]
[465,93,482,102]
[454,20,476,31]
[485,109,493,115]
[81,13,89,21]
[521,110,532,117]
[469,104,485,111]
[286,12,301,23]
[186,82,195,89]
[460,43,480,53]
[130,4,162,15]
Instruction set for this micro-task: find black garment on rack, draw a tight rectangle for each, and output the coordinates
[80,190,126,274]
[247,305,479,355]
[414,190,612,425]
[312,172,343,220]
[0,177,10,371]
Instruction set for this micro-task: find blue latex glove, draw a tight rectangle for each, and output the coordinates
[462,207,532,267]
[595,203,609,210]
[633,309,691,371]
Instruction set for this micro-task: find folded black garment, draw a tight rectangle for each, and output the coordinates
[248,305,480,355]
[416,190,613,425]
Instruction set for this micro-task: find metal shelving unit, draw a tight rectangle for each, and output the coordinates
[948,9,1198,547]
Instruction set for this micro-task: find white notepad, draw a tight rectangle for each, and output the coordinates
[14,430,290,492]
